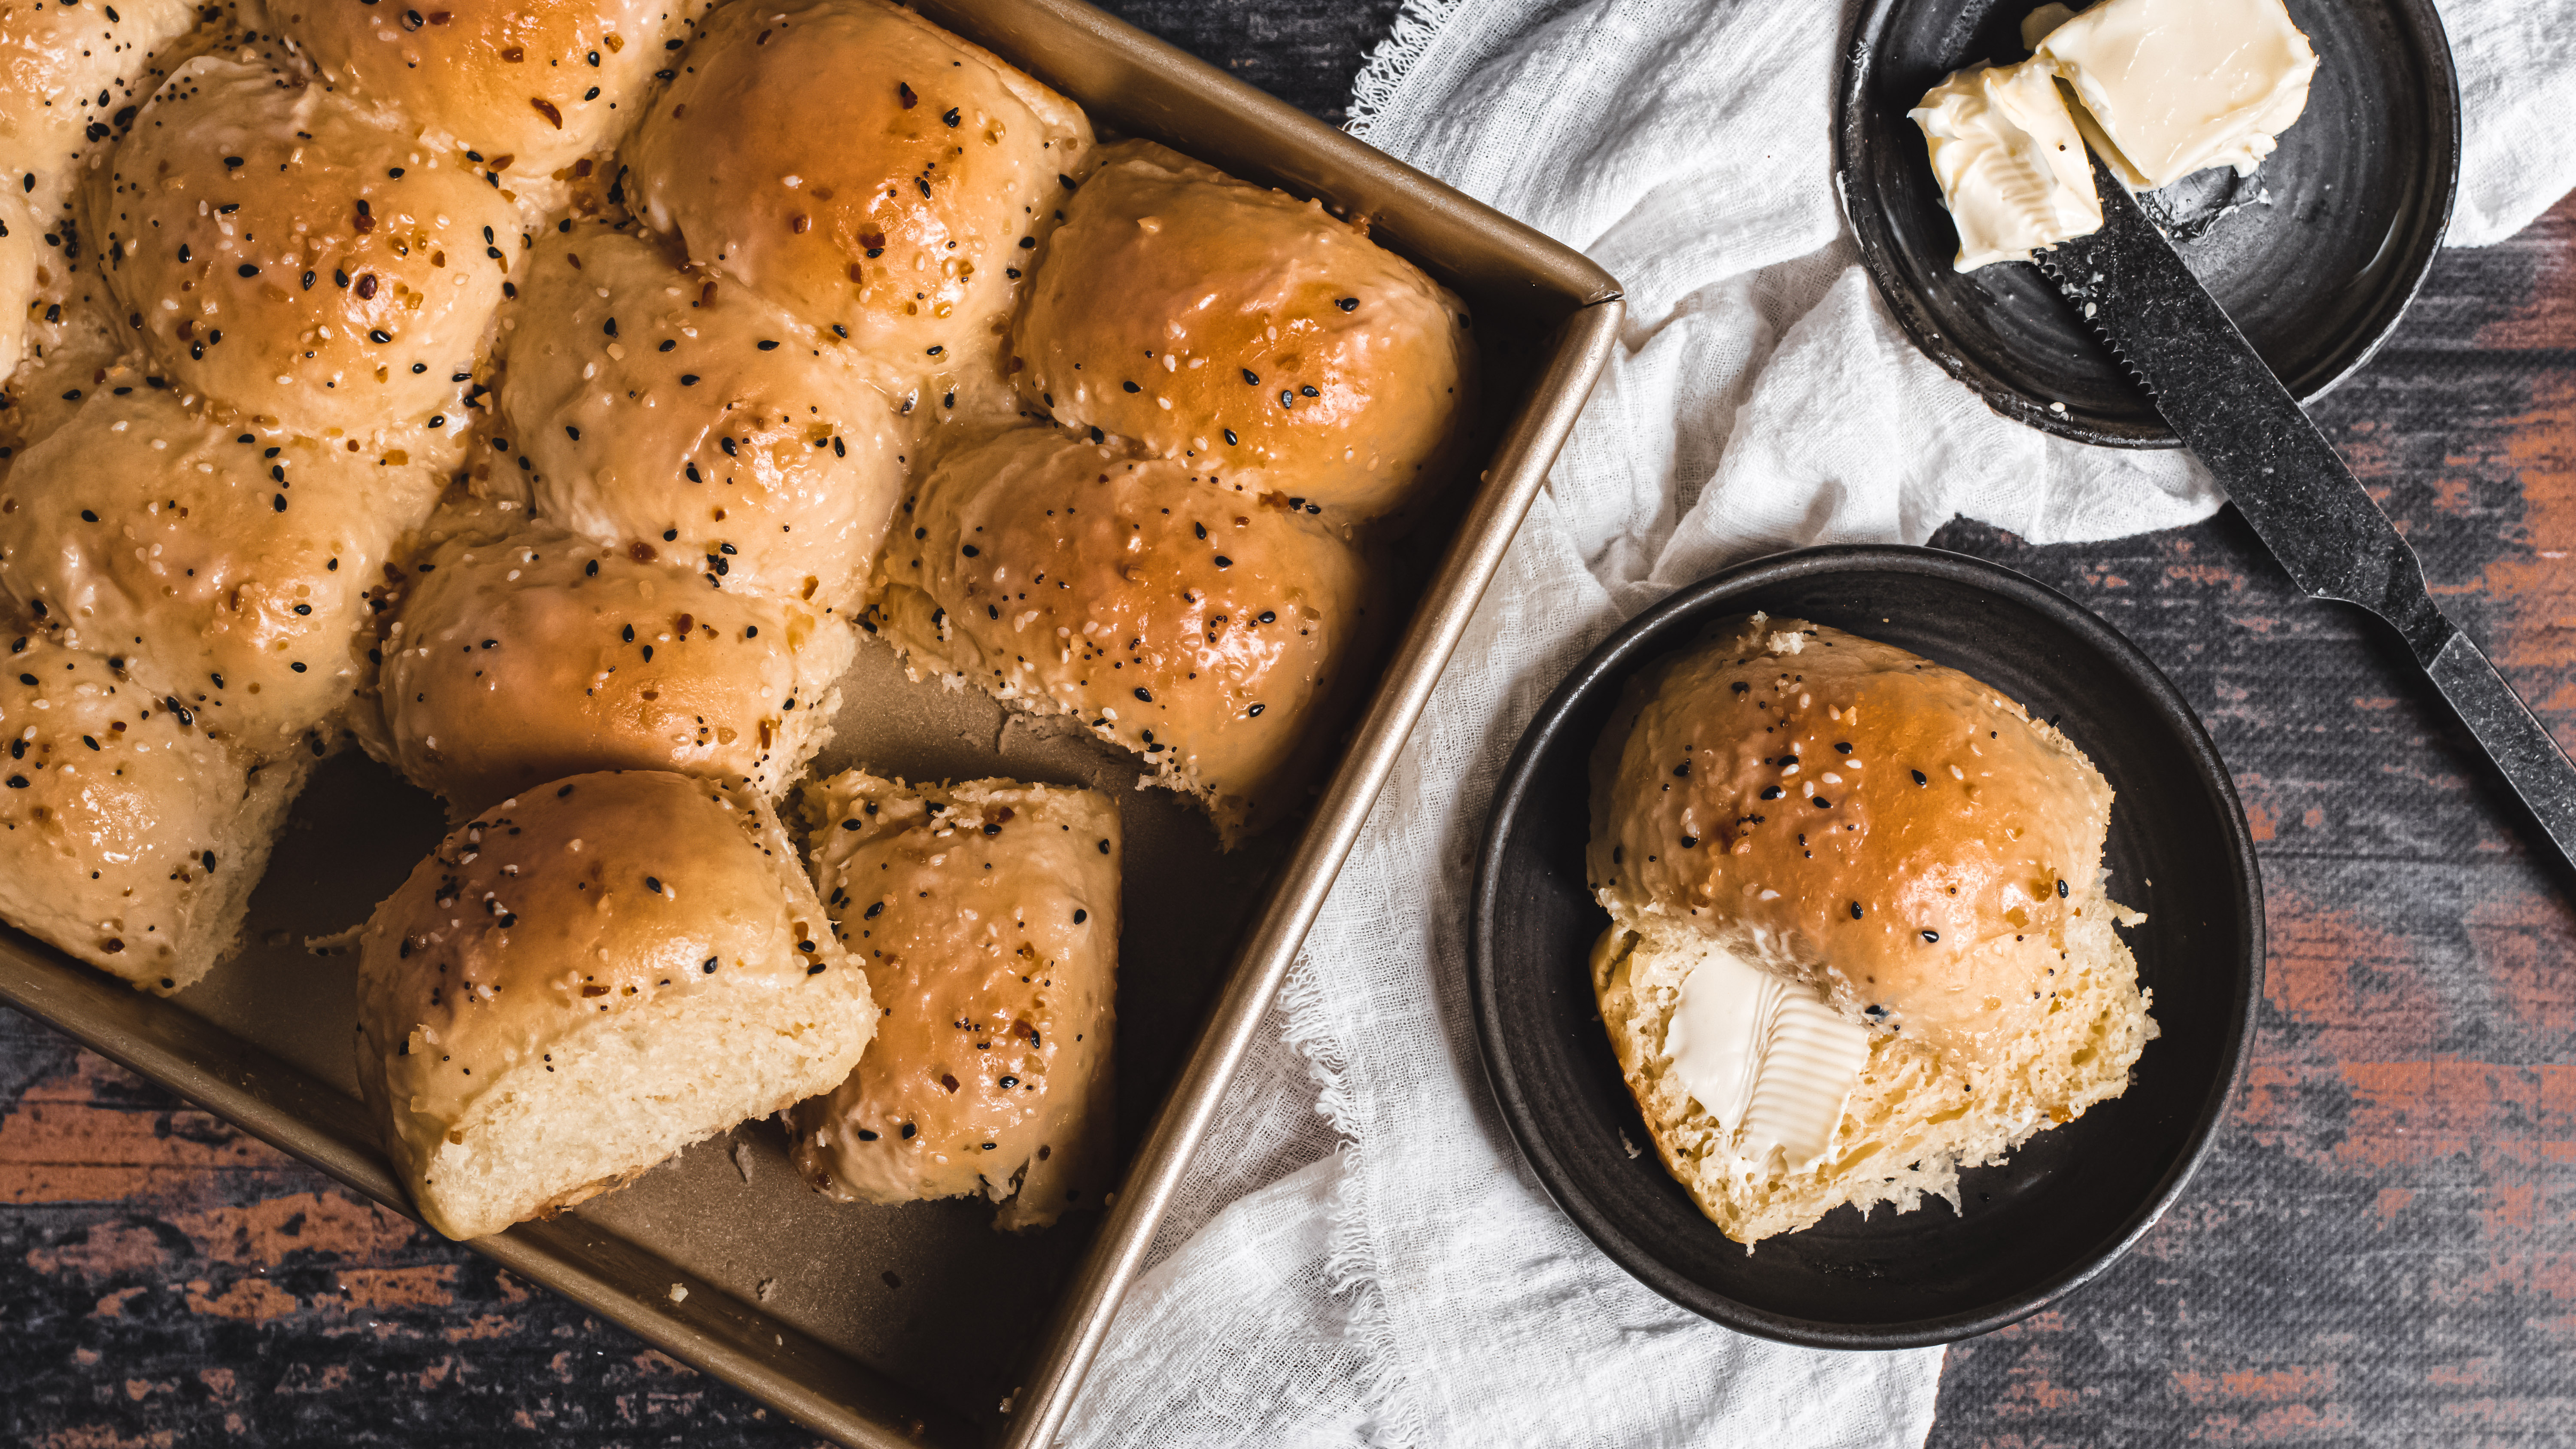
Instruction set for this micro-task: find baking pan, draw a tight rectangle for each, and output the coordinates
[0,1,1623,1444]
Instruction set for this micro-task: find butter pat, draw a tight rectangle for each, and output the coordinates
[2034,0,2317,189]
[1663,938,1870,1172]
[1910,60,2103,271]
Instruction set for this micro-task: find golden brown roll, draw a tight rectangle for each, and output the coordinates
[623,0,1091,382]
[95,55,525,436]
[874,427,1369,843]
[0,0,195,199]
[0,634,308,992]
[375,526,853,813]
[272,0,707,179]
[501,228,910,614]
[1587,616,2154,1245]
[0,0,197,380]
[355,769,875,1240]
[1591,616,2115,1061]
[1011,141,1476,520]
[0,386,440,753]
[789,770,1117,1231]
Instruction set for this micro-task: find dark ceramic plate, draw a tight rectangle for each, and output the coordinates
[1835,0,2460,447]
[1469,546,2263,1347]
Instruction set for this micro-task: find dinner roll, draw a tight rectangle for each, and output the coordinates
[96,55,526,436]
[502,228,910,613]
[623,0,1091,380]
[1588,616,2154,1244]
[355,769,875,1240]
[376,526,853,813]
[0,386,440,753]
[274,0,706,178]
[0,634,307,992]
[0,0,195,203]
[874,428,1369,843]
[1592,615,2117,1060]
[789,770,1116,1230]
[1011,141,1476,520]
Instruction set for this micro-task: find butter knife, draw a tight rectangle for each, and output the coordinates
[2033,153,2576,869]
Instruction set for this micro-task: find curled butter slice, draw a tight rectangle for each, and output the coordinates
[1911,59,2103,271]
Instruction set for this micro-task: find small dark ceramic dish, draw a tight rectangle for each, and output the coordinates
[1469,546,2262,1348]
[1835,0,2460,447]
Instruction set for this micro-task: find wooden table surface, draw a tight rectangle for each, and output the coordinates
[8,4,2573,1444]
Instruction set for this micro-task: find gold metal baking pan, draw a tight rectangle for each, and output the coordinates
[0,1,1621,1443]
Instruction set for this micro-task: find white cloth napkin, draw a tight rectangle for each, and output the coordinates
[1063,1,2576,1444]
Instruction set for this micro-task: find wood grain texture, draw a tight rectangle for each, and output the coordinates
[1923,192,2576,1447]
[3,4,2571,1446]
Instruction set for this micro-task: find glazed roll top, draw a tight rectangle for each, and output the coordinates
[1588,615,2115,1065]
[501,228,912,615]
[375,526,852,814]
[275,0,710,181]
[875,428,1370,843]
[1011,140,1476,521]
[790,770,1117,1230]
[0,635,301,991]
[0,385,441,755]
[624,0,1093,390]
[0,0,196,203]
[356,769,875,1240]
[94,55,528,442]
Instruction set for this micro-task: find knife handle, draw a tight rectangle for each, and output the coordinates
[2423,628,2576,868]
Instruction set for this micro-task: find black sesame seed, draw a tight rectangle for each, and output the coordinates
[1835,741,1852,753]
[1223,429,1239,446]
[1912,770,1929,786]
[1760,786,1782,800]
[1812,796,1830,808]
[1922,930,1939,943]
[2057,879,2069,898]
[1133,687,1152,702]
[1850,902,1864,919]
[1241,368,1260,385]
[1073,908,1088,924]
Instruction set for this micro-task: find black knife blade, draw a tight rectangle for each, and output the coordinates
[2033,152,2576,870]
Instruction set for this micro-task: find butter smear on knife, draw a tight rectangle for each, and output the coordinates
[1911,0,2318,271]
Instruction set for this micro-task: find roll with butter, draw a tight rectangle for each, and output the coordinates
[1587,615,2155,1245]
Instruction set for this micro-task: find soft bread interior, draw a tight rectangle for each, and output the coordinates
[1597,873,2156,1246]
[411,987,867,1241]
